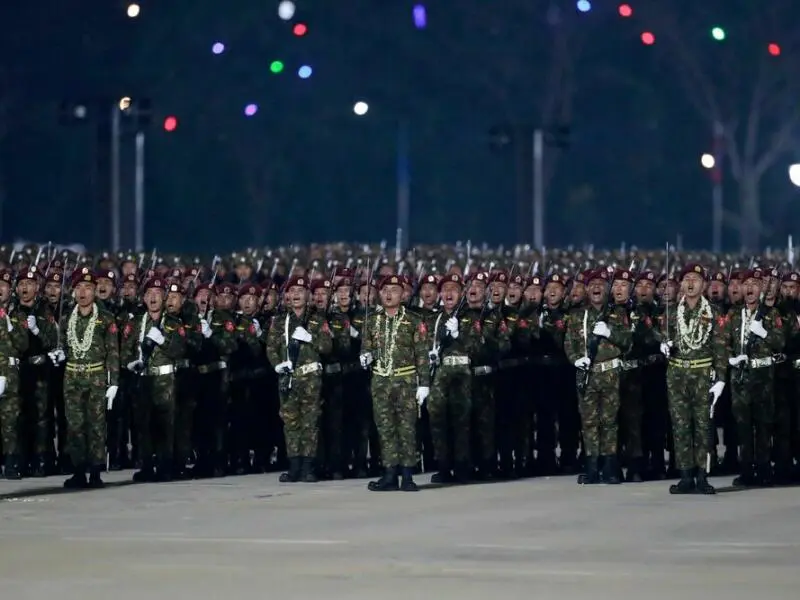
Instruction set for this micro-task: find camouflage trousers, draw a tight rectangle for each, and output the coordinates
[371,373,417,467]
[19,366,51,458]
[135,373,176,463]
[576,366,620,457]
[666,363,713,471]
[63,371,107,467]
[731,367,774,466]
[470,371,495,463]
[619,367,643,459]
[279,372,322,458]
[0,369,21,456]
[429,365,472,466]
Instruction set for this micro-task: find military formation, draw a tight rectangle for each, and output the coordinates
[0,241,799,496]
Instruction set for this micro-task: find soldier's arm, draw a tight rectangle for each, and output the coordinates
[763,309,787,353]
[120,319,137,364]
[104,314,120,386]
[265,316,284,366]
[37,311,58,350]
[161,316,187,359]
[359,314,373,355]
[8,313,30,355]
[309,318,334,355]
[711,312,730,376]
[564,319,582,363]
[412,315,431,387]
[495,315,512,355]
[212,316,239,355]
[242,318,265,353]
[607,309,633,353]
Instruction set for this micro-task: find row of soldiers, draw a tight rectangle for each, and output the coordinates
[0,248,798,495]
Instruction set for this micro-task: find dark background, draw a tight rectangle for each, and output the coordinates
[1,0,798,253]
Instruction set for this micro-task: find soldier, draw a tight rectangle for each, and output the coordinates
[725,269,785,486]
[359,274,430,491]
[266,275,333,483]
[43,269,70,473]
[778,271,800,480]
[564,268,632,484]
[122,277,187,482]
[59,267,120,488]
[0,269,30,479]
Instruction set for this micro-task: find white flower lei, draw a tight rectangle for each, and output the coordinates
[67,303,98,359]
[676,295,713,351]
[374,306,405,376]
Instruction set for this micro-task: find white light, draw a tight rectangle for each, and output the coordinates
[278,1,296,20]
[353,101,369,116]
[73,105,87,119]
[119,96,132,111]
[127,3,140,18]
[789,164,800,187]
[701,153,715,169]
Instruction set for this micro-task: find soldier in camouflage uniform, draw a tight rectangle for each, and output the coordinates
[776,271,800,481]
[359,274,430,491]
[564,268,632,485]
[0,269,30,479]
[659,263,728,494]
[122,277,187,482]
[59,267,120,489]
[725,268,785,487]
[267,275,333,483]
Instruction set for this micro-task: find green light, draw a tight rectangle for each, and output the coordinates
[270,60,284,73]
[711,27,726,41]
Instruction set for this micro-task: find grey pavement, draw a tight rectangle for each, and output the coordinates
[1,471,799,600]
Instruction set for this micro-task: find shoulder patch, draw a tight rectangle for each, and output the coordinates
[224,320,235,333]
[776,315,783,329]
[499,320,508,333]
[418,320,427,335]
[716,315,727,329]
[178,326,186,337]
[108,322,118,335]
[555,319,565,331]
[123,323,133,338]
[518,319,528,329]
[248,322,256,335]
[473,320,482,333]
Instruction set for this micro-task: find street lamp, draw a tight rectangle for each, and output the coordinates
[789,163,800,187]
[701,153,715,169]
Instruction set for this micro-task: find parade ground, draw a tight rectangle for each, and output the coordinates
[1,472,798,600]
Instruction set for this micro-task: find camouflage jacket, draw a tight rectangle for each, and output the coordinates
[463,305,510,365]
[658,297,728,377]
[429,308,482,359]
[360,305,430,385]
[59,303,120,386]
[194,308,239,364]
[0,305,30,376]
[564,303,632,364]
[12,300,58,360]
[121,311,187,368]
[724,303,785,360]
[266,306,333,369]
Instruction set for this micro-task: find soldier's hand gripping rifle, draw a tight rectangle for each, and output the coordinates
[735,287,769,384]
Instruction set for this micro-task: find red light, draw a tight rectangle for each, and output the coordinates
[164,116,177,132]
[619,4,632,17]
[641,32,655,45]
[768,43,781,56]
[293,23,307,36]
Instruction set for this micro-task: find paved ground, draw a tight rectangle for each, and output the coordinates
[0,471,799,600]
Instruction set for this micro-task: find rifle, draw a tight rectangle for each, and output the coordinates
[735,293,768,384]
[706,369,720,474]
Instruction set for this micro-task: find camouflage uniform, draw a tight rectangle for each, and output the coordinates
[0,301,30,479]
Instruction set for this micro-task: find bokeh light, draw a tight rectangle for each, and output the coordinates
[277,1,296,21]
[293,23,307,36]
[119,97,132,111]
[212,42,225,55]
[789,164,800,188]
[298,65,312,79]
[127,3,140,18]
[701,153,715,169]
[270,60,284,74]
[163,116,178,132]
[768,43,781,56]
[641,32,655,45]
[618,4,632,17]
[413,5,427,29]
[576,0,591,13]
[244,104,258,117]
[711,27,726,41]
[353,101,369,116]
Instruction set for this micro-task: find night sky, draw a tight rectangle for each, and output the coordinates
[1,1,798,253]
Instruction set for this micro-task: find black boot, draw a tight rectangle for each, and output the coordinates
[279,457,302,482]
[31,454,47,477]
[756,463,773,487]
[368,466,399,491]
[694,468,715,495]
[3,455,21,480]
[431,459,453,484]
[88,466,105,488]
[733,464,757,487]
[133,460,157,483]
[669,468,695,494]
[64,464,88,489]
[156,459,173,482]
[453,461,472,484]
[300,457,318,482]
[601,455,621,484]
[578,456,600,484]
[625,457,643,483]
[400,466,418,491]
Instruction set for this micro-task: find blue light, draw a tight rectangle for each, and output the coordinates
[413,5,427,28]
[576,0,591,12]
[298,65,312,79]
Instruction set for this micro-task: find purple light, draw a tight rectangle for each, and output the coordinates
[413,5,426,29]
[212,42,225,55]
[244,104,258,116]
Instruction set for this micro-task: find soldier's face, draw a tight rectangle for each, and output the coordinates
[708,280,726,301]
[635,280,654,303]
[359,285,377,307]
[122,282,137,300]
[507,283,523,304]
[489,282,507,304]
[382,284,403,308]
[313,288,329,309]
[287,285,308,309]
[144,288,165,312]
[44,281,61,304]
[728,280,742,303]
[611,280,630,303]
[682,273,704,299]
[195,289,211,313]
[166,291,184,314]
[17,279,37,302]
[743,278,761,304]
[96,278,113,299]
[440,282,461,312]
[419,283,437,307]
[0,281,10,304]
[524,285,542,304]
[666,282,678,302]
[402,284,412,302]
[468,281,486,305]
[238,293,258,315]
[587,279,606,305]
[544,282,564,306]
[336,285,352,307]
[264,290,278,311]
[121,262,137,277]
[216,292,235,311]
[75,282,96,307]
[781,281,798,299]
[235,264,252,282]
[656,280,666,297]
[765,278,779,301]
[570,282,585,304]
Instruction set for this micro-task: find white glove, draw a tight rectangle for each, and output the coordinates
[416,386,430,406]
[660,341,673,357]
[26,315,39,336]
[252,319,262,337]
[200,319,212,338]
[146,327,165,345]
[105,385,119,410]
[728,354,748,366]
[0,376,5,397]
[349,325,359,338]
[709,381,725,402]
[126,360,144,372]
[445,316,459,338]
[5,316,12,333]
[359,352,373,368]
[749,319,767,339]
[593,321,611,338]
[274,360,293,374]
[428,350,440,366]
[574,357,591,370]
[292,326,312,343]
[48,349,66,365]
[538,313,545,328]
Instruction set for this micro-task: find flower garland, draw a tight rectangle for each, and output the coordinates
[676,295,713,352]
[67,303,98,359]
[374,306,405,377]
